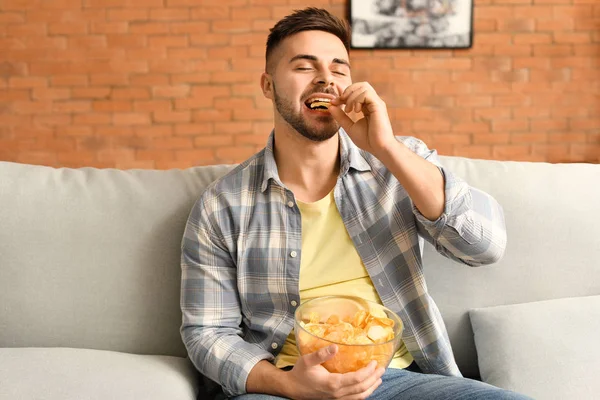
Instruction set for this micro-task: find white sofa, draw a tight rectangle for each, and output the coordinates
[1,156,599,400]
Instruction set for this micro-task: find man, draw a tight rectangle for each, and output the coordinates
[181,8,529,400]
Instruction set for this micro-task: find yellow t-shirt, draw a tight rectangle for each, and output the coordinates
[274,190,413,369]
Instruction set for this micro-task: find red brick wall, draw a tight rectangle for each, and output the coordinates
[0,0,598,168]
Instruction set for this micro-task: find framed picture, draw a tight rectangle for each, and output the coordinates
[349,0,474,49]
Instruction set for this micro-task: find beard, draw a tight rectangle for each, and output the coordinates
[272,82,340,142]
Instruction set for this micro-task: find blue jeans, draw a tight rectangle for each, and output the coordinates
[228,368,532,400]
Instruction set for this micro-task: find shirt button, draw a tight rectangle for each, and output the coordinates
[271,342,278,349]
[290,251,297,258]
[291,300,298,307]
[287,201,294,208]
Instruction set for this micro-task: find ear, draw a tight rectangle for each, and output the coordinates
[261,72,274,100]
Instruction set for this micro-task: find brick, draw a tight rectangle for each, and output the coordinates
[7,23,47,36]
[574,44,600,56]
[474,108,511,120]
[474,19,497,32]
[90,74,130,86]
[73,113,112,125]
[491,70,529,82]
[513,34,552,44]
[208,46,249,59]
[95,126,133,137]
[62,126,93,137]
[0,12,25,23]
[149,8,190,21]
[493,44,532,56]
[91,22,129,34]
[151,137,193,150]
[135,126,173,138]
[194,135,234,147]
[153,110,191,123]
[93,100,133,112]
[53,101,91,113]
[9,77,48,88]
[48,22,87,35]
[551,106,589,118]
[51,75,88,86]
[175,124,214,136]
[536,18,574,32]
[513,107,551,119]
[129,22,170,35]
[124,48,167,60]
[190,33,230,46]
[107,9,149,22]
[492,144,532,160]
[511,133,549,143]
[215,146,257,163]
[129,74,169,86]
[473,83,512,94]
[172,149,215,165]
[456,96,493,107]
[412,121,452,133]
[554,32,592,43]
[494,94,531,106]
[474,6,514,19]
[210,71,256,84]
[153,85,190,98]
[533,44,573,56]
[212,20,253,33]
[231,7,271,20]
[133,100,172,113]
[171,73,211,84]
[493,119,530,132]
[32,88,71,100]
[513,57,551,69]
[532,143,570,162]
[106,34,147,48]
[111,88,150,100]
[497,18,536,32]
[168,49,211,60]
[214,122,252,134]
[170,21,210,34]
[150,60,197,73]
[529,69,571,83]
[113,113,151,126]
[148,35,189,48]
[233,108,275,121]
[190,6,230,19]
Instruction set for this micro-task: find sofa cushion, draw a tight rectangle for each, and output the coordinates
[469,295,600,400]
[425,157,600,377]
[0,161,234,356]
[0,348,200,400]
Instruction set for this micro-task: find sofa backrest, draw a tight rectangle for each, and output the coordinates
[426,156,600,377]
[0,161,234,357]
[1,157,599,376]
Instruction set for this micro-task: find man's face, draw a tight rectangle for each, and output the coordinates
[263,30,352,142]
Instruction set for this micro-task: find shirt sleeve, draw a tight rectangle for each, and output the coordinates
[180,192,274,397]
[399,136,507,266]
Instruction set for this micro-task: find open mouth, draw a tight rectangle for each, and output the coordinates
[305,97,332,111]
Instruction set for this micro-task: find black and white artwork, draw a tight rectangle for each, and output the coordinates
[350,0,473,49]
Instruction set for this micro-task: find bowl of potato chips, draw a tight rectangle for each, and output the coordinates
[294,295,403,373]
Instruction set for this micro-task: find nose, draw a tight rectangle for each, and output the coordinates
[313,69,335,87]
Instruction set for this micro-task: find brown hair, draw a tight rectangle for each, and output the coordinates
[265,8,351,72]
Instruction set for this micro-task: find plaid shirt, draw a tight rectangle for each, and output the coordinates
[181,129,507,397]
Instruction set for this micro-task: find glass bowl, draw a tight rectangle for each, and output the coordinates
[294,295,403,373]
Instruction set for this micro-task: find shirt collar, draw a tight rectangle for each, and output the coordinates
[260,128,372,193]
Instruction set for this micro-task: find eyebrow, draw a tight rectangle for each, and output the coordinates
[289,54,351,68]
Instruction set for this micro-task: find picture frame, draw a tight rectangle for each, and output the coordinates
[349,0,474,50]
